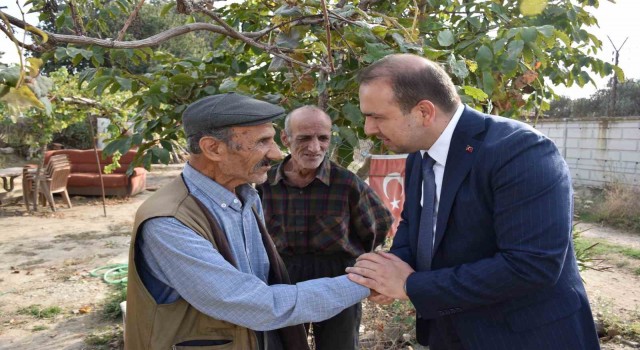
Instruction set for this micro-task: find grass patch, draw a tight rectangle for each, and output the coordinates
[17,305,62,319]
[85,325,123,348]
[574,237,640,260]
[32,325,48,332]
[102,284,127,320]
[594,297,640,342]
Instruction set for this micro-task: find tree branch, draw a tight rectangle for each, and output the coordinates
[67,0,86,36]
[320,0,334,73]
[116,0,146,41]
[193,5,320,71]
[2,10,287,50]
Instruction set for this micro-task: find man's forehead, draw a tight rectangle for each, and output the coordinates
[231,122,275,137]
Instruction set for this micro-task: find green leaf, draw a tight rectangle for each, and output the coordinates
[462,85,489,101]
[274,28,303,49]
[363,42,394,63]
[170,74,196,85]
[87,76,112,91]
[0,66,21,87]
[475,45,493,68]
[115,77,132,90]
[506,40,524,59]
[274,5,302,17]
[203,86,217,95]
[521,27,537,43]
[448,55,469,79]
[342,103,363,125]
[537,25,555,38]
[338,126,359,148]
[160,140,174,152]
[482,70,496,95]
[25,25,48,43]
[437,30,455,47]
[160,2,176,16]
[103,138,131,157]
[151,147,171,164]
[520,0,548,16]
[219,78,238,92]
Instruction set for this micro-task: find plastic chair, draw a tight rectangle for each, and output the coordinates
[23,154,72,211]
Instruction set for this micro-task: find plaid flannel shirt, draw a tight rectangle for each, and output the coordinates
[259,156,393,257]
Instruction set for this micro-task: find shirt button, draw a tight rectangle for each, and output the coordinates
[299,190,303,195]
[233,199,239,203]
[221,203,227,208]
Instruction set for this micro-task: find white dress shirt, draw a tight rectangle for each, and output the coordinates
[420,104,464,239]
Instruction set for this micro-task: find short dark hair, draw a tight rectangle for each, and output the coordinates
[186,127,233,154]
[357,54,459,114]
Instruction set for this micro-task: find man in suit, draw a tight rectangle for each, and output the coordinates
[346,54,600,349]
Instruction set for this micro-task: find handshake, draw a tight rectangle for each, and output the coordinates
[345,251,416,304]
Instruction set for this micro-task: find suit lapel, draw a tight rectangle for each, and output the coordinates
[433,107,486,253]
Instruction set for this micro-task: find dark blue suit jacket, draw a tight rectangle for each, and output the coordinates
[391,106,600,349]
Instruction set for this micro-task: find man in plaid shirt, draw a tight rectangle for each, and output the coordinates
[258,105,393,350]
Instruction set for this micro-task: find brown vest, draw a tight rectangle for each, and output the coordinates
[125,176,309,350]
[125,177,259,350]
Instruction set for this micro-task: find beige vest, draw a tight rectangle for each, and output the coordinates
[124,177,258,350]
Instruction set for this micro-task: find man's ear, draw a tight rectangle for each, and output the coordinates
[280,131,290,148]
[415,100,436,127]
[199,136,226,161]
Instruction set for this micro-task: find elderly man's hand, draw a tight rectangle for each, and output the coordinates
[346,251,414,300]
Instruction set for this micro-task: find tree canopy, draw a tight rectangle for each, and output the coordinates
[0,0,625,167]
[547,78,640,119]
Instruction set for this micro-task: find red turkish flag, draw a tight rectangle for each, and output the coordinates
[368,154,408,238]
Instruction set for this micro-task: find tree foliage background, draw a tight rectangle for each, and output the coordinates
[547,78,640,119]
[0,0,624,167]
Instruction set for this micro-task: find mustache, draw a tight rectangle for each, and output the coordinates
[252,158,271,171]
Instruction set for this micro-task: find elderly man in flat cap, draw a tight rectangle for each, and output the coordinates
[125,93,368,350]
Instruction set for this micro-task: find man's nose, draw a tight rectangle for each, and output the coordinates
[364,117,376,136]
[267,142,284,161]
[308,138,321,152]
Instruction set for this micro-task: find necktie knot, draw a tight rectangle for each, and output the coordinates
[422,152,436,171]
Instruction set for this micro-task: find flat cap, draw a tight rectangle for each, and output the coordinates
[182,92,285,137]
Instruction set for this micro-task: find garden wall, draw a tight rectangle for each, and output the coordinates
[532,117,640,188]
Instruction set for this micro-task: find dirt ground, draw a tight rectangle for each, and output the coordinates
[0,166,639,349]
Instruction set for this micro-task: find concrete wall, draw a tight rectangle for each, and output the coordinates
[532,117,640,188]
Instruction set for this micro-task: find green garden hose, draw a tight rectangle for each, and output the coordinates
[90,263,128,284]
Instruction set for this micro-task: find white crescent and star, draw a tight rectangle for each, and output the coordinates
[382,172,403,210]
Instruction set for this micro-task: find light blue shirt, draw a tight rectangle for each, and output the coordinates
[137,163,369,331]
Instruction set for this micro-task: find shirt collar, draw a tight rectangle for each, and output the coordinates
[420,104,464,167]
[271,155,331,186]
[183,162,258,212]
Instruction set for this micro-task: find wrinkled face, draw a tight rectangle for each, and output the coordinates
[360,79,423,154]
[218,123,281,186]
[282,111,332,171]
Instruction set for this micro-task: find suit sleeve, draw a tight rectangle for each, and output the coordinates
[407,131,574,319]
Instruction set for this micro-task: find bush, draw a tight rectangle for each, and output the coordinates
[577,183,640,233]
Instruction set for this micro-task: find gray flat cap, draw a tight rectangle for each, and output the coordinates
[182,92,285,137]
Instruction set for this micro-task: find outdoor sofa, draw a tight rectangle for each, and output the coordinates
[44,149,147,197]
